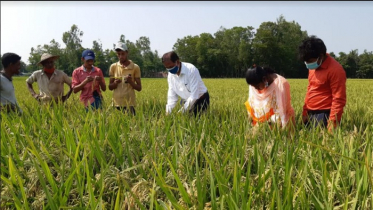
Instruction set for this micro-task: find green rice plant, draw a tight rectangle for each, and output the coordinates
[0,77,372,209]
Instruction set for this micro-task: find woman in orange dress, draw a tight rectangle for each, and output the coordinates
[244,66,295,130]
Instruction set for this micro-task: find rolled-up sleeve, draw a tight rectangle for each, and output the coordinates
[26,72,37,84]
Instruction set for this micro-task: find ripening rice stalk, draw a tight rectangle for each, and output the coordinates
[0,77,372,209]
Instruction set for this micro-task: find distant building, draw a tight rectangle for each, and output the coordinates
[148,71,168,78]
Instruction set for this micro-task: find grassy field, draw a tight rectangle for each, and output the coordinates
[1,77,372,209]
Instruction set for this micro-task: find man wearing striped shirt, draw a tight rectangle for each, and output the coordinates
[162,51,210,116]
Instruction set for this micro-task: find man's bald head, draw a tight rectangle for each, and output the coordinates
[162,51,179,63]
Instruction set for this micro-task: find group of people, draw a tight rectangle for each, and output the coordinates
[245,36,346,132]
[1,35,346,132]
[0,41,210,117]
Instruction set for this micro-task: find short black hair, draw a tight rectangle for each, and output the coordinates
[2,53,21,68]
[298,35,327,61]
[245,66,275,86]
[162,51,179,63]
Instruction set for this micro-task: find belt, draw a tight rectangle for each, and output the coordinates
[198,91,209,100]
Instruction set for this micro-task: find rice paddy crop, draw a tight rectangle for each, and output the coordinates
[1,77,372,209]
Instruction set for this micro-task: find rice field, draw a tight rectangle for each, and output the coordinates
[1,77,372,209]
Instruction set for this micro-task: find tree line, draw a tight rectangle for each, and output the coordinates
[2,15,373,78]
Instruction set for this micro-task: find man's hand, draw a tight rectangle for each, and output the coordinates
[62,95,68,102]
[126,74,133,85]
[113,79,122,89]
[327,120,338,133]
[84,76,94,84]
[95,76,102,83]
[32,93,41,101]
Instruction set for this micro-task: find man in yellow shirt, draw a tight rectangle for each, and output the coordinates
[108,42,142,115]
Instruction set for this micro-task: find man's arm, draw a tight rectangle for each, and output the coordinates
[108,65,120,90]
[26,82,40,100]
[302,82,311,123]
[98,70,106,92]
[328,67,347,130]
[127,76,142,91]
[73,79,90,93]
[62,85,73,102]
[166,78,179,115]
[72,70,92,93]
[183,69,202,111]
[61,73,73,102]
[128,66,142,91]
[109,78,122,90]
[26,74,40,100]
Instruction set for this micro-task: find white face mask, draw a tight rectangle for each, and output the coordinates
[305,57,322,69]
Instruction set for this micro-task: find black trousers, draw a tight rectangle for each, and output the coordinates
[190,91,210,116]
[304,109,330,128]
[116,106,136,116]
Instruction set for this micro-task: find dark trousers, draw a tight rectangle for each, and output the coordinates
[86,95,103,112]
[116,106,136,116]
[190,91,210,117]
[304,109,330,128]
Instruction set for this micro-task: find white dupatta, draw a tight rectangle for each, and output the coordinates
[247,74,290,127]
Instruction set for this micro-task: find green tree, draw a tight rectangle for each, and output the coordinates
[252,15,308,78]
[173,35,199,65]
[27,39,65,73]
[195,33,217,77]
[214,26,255,77]
[126,40,143,70]
[62,24,84,75]
[92,39,108,76]
[356,50,373,78]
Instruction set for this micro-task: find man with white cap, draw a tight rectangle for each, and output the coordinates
[26,53,73,105]
[108,42,142,115]
[72,49,106,110]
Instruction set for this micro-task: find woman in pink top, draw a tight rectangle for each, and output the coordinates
[244,65,295,130]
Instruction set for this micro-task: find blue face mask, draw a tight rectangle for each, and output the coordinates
[166,62,179,74]
[304,57,321,70]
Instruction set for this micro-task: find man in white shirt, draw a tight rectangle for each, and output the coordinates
[162,51,210,116]
[1,52,22,114]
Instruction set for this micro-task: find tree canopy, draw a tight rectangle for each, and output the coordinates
[3,16,372,78]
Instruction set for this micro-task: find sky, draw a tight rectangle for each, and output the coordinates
[2,1,373,64]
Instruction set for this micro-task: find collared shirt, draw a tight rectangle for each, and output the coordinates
[0,73,22,113]
[109,60,141,107]
[26,69,72,102]
[71,65,106,106]
[166,62,208,114]
[302,54,347,123]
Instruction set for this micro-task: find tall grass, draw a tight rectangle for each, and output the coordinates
[1,77,372,209]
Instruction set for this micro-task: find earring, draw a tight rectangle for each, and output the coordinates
[265,81,269,88]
